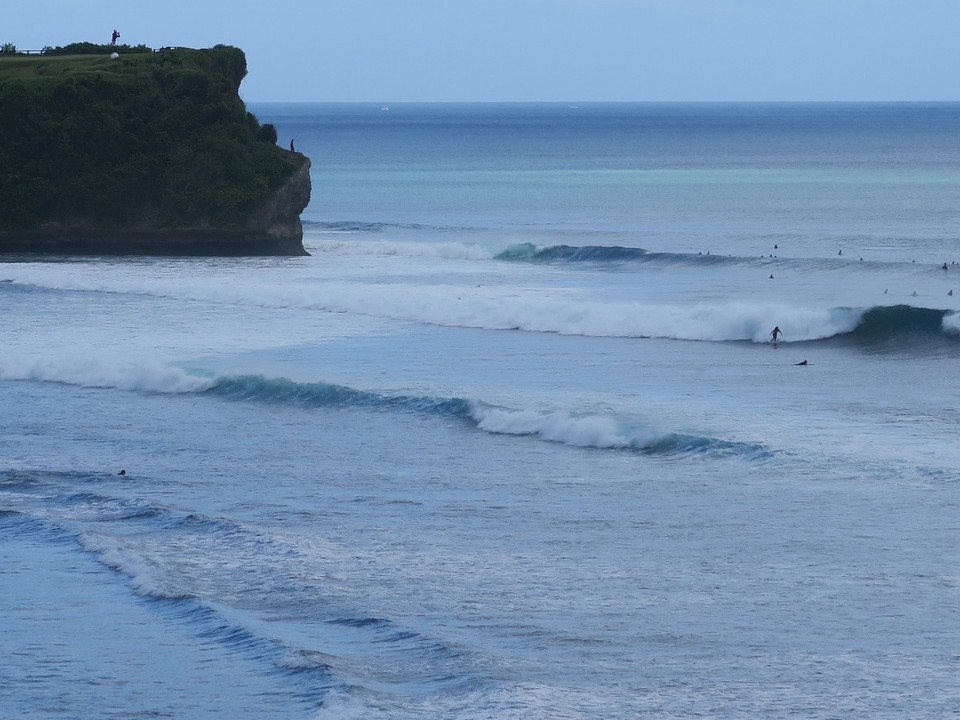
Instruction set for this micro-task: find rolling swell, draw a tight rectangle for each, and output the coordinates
[645,432,773,459]
[303,220,463,233]
[206,376,769,460]
[207,375,473,417]
[469,404,773,460]
[0,506,71,543]
[303,220,416,233]
[850,305,953,338]
[2,475,477,710]
[495,242,772,267]
[1,476,469,699]
[496,242,650,263]
[493,242,922,272]
[826,305,959,350]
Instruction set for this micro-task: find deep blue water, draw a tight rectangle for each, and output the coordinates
[2,103,960,719]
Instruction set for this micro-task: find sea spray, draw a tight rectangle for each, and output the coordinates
[306,238,494,261]
[940,310,960,334]
[0,354,214,393]
[0,265,867,341]
[470,405,655,449]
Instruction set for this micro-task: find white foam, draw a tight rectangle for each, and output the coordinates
[314,688,370,720]
[79,532,170,597]
[313,681,618,720]
[0,353,213,394]
[0,265,864,342]
[305,239,495,261]
[942,311,960,334]
[470,404,662,450]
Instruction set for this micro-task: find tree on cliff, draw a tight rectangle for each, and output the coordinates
[0,45,299,232]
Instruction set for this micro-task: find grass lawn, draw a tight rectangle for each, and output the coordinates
[0,53,156,83]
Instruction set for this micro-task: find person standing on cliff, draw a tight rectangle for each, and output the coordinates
[111,29,120,45]
[289,139,296,153]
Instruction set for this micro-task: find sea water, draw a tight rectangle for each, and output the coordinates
[2,103,959,719]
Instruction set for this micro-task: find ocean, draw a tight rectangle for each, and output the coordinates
[2,102,959,719]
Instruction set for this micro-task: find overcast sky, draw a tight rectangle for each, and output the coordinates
[8,1,960,102]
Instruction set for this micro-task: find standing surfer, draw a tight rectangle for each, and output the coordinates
[770,326,782,344]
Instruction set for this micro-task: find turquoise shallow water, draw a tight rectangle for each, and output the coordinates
[2,103,960,719]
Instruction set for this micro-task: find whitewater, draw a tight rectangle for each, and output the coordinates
[2,103,959,719]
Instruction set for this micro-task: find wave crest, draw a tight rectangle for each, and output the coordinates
[0,354,214,393]
[306,238,493,260]
[209,375,472,417]
[208,377,770,459]
[4,264,955,345]
[469,404,771,458]
[0,357,769,460]
[846,305,954,342]
[496,242,650,263]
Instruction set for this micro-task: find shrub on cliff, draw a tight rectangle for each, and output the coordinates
[0,45,297,231]
[44,42,152,55]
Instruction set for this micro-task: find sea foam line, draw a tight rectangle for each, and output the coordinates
[1,266,863,343]
[305,239,495,261]
[4,261,956,345]
[208,376,769,459]
[469,404,771,459]
[470,405,658,450]
[0,358,767,459]
[0,354,213,394]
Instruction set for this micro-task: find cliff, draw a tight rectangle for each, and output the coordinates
[0,45,311,256]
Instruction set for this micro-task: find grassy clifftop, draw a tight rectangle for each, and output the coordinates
[0,45,301,235]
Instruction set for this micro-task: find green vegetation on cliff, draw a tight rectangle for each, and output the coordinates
[0,45,298,231]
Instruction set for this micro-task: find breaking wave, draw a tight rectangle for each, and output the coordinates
[0,356,771,460]
[305,238,495,260]
[303,220,423,233]
[494,242,925,271]
[208,375,472,417]
[209,376,770,458]
[492,242,777,267]
[6,262,954,345]
[0,354,214,393]
[2,264,957,346]
[303,220,469,234]
[496,243,651,263]
[841,305,958,343]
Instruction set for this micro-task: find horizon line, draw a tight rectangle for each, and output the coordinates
[244,98,960,105]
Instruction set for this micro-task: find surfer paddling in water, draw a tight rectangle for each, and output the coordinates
[770,326,782,344]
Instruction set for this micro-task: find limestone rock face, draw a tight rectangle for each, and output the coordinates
[241,155,313,256]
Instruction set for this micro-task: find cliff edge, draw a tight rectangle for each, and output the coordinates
[0,44,311,256]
